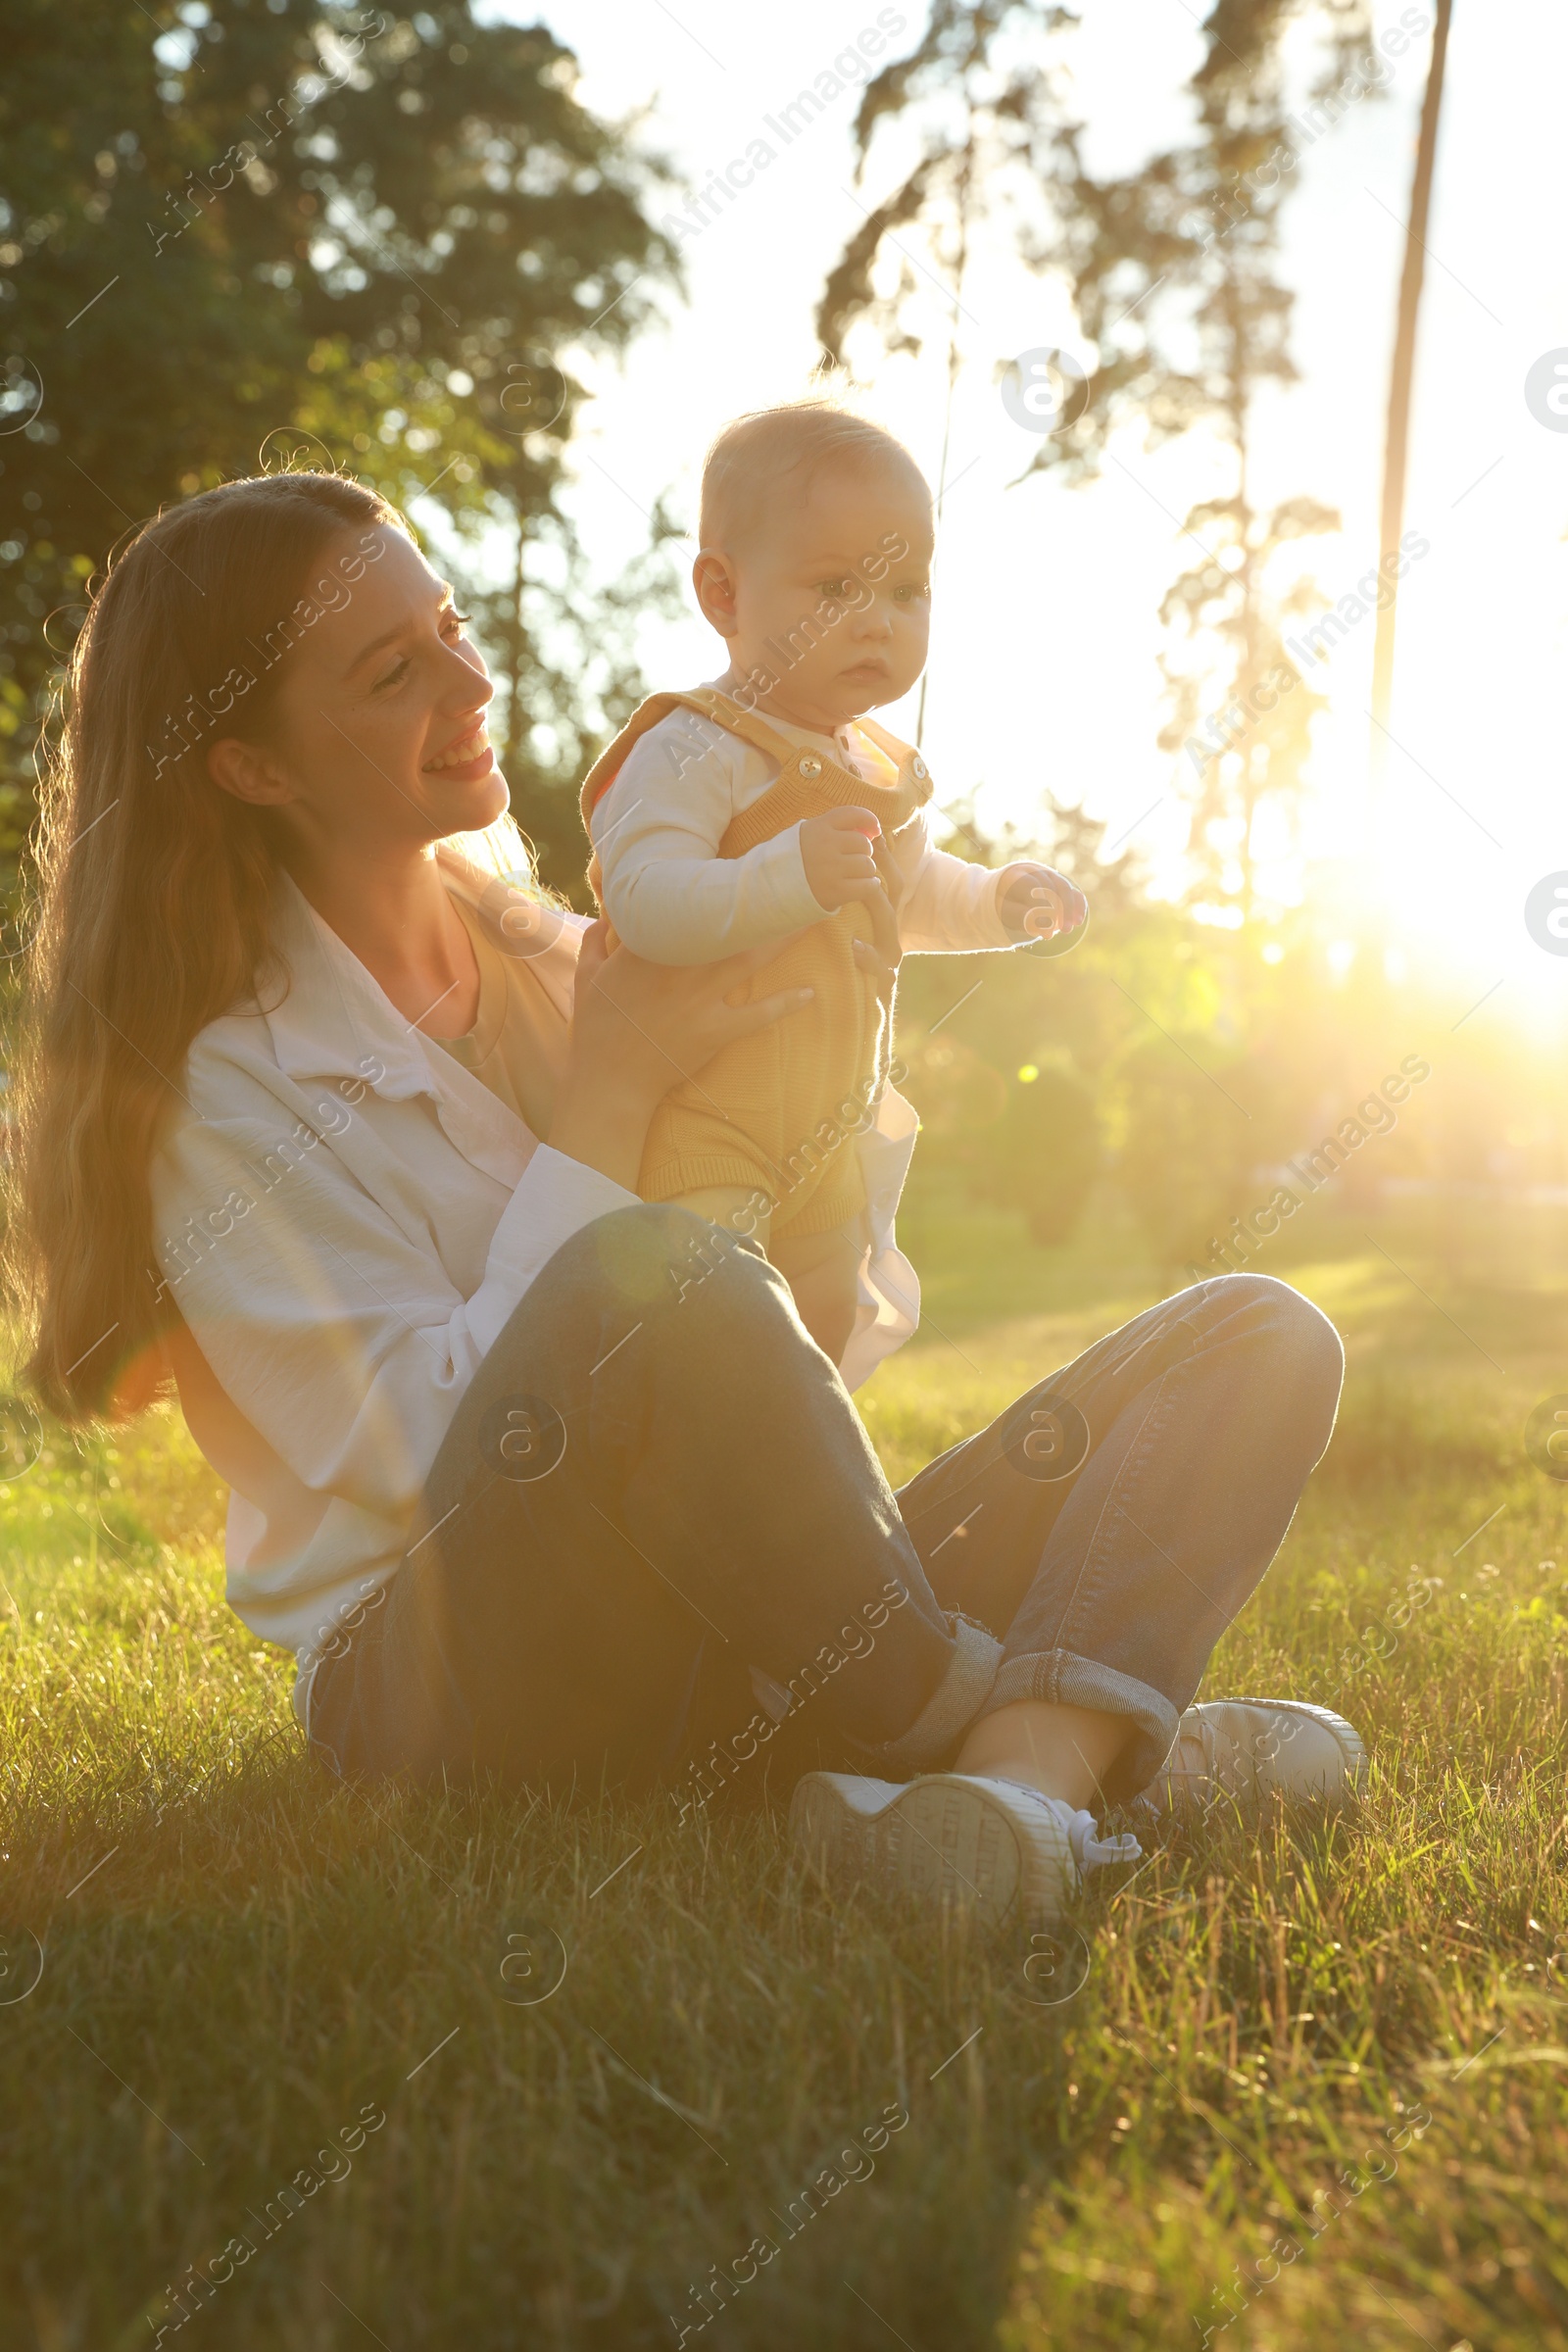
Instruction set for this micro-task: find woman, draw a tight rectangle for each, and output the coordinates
[9,471,1359,1931]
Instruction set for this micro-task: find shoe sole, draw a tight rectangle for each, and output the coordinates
[789,1774,1077,1932]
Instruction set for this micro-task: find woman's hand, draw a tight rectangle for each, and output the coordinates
[548,921,816,1192]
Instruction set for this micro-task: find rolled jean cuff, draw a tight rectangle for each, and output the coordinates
[871,1614,1003,1771]
[979,1650,1181,1805]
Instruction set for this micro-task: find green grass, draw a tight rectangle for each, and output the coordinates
[4,1205,1568,2350]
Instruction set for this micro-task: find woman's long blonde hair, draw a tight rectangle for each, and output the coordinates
[6,471,528,1422]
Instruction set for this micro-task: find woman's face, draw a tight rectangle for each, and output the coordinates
[211,524,507,854]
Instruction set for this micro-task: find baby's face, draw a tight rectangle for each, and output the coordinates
[714,456,934,731]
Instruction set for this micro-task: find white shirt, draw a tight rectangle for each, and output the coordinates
[592,696,1015,963]
[147,843,922,1708]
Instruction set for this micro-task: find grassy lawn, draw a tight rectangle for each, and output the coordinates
[3,1197,1567,2350]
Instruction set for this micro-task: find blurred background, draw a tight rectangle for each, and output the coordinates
[4,0,1567,1307]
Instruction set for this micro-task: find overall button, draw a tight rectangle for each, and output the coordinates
[798,755,823,779]
[910,754,928,780]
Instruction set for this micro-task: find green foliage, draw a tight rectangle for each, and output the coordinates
[1116,1035,1255,1270]
[815,0,1392,912]
[0,0,679,881]
[977,1058,1101,1247]
[887,774,1568,1279]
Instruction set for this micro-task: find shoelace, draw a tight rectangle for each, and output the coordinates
[994,1782,1143,1874]
[1065,1810,1143,1874]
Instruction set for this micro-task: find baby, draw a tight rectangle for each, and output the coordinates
[579,403,1086,1364]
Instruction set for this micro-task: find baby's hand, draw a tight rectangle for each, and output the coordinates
[997,860,1088,947]
[800,807,885,914]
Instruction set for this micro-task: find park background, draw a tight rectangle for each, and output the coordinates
[3,2,1568,2346]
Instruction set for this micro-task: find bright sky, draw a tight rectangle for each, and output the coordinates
[478,0,1567,1029]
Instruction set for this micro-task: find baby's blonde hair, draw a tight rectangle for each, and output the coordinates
[699,400,928,553]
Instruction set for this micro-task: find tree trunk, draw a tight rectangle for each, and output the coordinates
[915,129,975,754]
[1368,0,1453,783]
[506,498,527,785]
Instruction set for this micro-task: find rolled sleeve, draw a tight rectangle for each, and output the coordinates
[467,1145,639,1354]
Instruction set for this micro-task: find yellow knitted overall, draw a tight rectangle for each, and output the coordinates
[580,688,933,1239]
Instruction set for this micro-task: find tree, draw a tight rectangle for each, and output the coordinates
[814,0,1378,912]
[0,0,678,878]
[1115,1033,1260,1270]
[434,460,686,889]
[980,1056,1101,1246]
[933,786,1146,915]
[1368,0,1452,783]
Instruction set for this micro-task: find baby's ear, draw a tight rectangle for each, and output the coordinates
[691,549,741,635]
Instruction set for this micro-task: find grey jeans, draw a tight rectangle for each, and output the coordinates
[307,1206,1343,1807]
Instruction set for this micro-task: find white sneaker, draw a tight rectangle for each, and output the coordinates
[789,1771,1142,1932]
[1138,1698,1367,1819]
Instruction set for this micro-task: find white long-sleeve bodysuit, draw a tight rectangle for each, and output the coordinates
[590,691,1016,964]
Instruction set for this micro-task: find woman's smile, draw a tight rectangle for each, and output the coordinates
[422,720,494,781]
